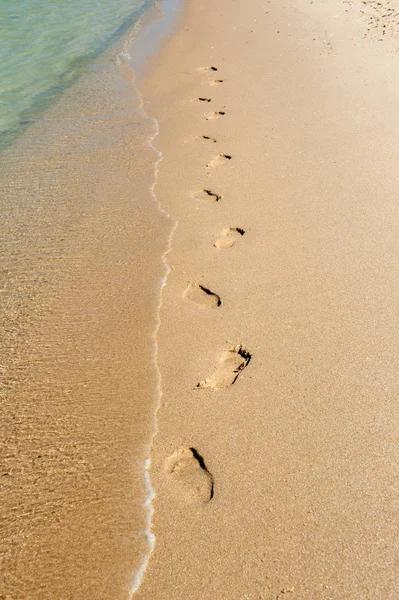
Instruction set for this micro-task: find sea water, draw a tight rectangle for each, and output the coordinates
[0,1,176,599]
[0,0,153,149]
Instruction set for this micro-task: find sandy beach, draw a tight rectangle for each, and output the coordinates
[135,0,399,597]
[1,0,398,597]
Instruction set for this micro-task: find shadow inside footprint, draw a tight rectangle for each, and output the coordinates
[184,281,221,308]
[197,345,251,389]
[194,189,221,202]
[200,135,217,143]
[214,227,245,249]
[207,154,232,168]
[165,447,214,504]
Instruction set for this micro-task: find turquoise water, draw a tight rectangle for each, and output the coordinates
[0,0,152,148]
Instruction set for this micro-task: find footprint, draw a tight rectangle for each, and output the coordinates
[193,189,221,202]
[214,227,245,249]
[207,153,232,168]
[197,346,251,389]
[184,281,221,308]
[198,135,217,143]
[210,79,224,85]
[205,111,225,121]
[197,66,218,72]
[196,97,212,102]
[165,448,214,504]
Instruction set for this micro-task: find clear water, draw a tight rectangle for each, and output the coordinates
[0,0,180,597]
[0,0,152,148]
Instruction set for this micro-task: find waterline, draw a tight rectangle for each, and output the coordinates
[0,0,153,150]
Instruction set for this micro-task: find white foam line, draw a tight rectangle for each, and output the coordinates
[125,52,178,598]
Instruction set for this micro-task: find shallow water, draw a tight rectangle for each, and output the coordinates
[0,0,153,149]
[0,3,175,599]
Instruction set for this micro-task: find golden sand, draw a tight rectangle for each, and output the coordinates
[136,0,399,597]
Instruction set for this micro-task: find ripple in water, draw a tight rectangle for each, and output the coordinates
[0,1,174,598]
[0,0,152,149]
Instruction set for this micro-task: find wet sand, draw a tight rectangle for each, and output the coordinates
[0,26,172,600]
[136,0,399,598]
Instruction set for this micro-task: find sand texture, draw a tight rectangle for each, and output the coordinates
[136,0,399,598]
[0,43,172,599]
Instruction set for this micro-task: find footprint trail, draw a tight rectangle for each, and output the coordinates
[193,189,221,202]
[199,135,217,143]
[205,111,225,121]
[197,346,251,389]
[214,227,245,249]
[196,66,218,73]
[184,282,221,308]
[165,448,214,504]
[207,153,232,168]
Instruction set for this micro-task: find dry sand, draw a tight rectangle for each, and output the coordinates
[136,0,399,598]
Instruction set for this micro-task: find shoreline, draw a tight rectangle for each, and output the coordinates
[135,0,399,597]
[1,0,398,596]
[0,0,155,153]
[126,3,187,592]
[127,1,189,593]
[0,2,184,598]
